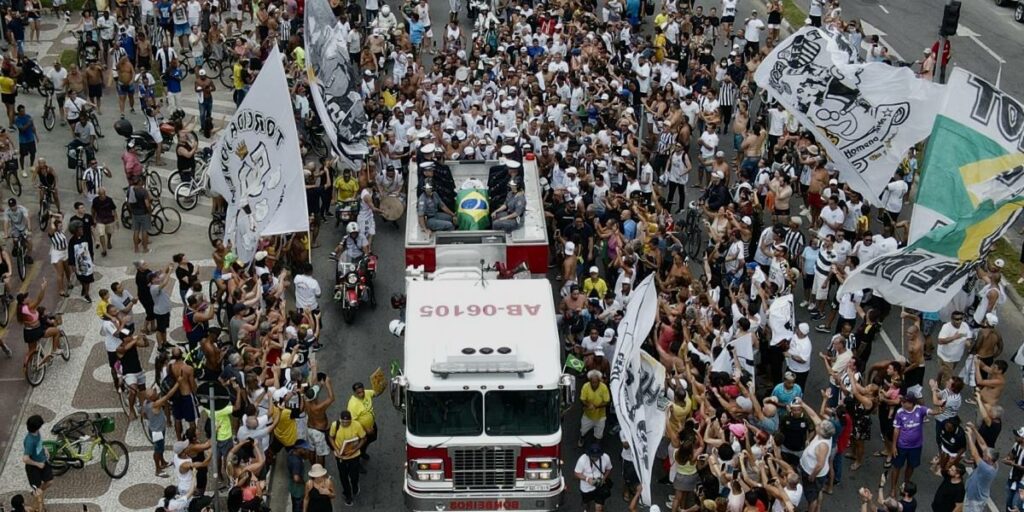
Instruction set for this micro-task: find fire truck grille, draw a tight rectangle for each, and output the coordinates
[451,447,517,490]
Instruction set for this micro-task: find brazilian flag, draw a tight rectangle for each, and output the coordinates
[457,188,490,230]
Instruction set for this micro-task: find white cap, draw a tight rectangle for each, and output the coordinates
[741,216,752,226]
[500,145,516,155]
[566,167,578,174]
[798,322,810,334]
[829,178,838,185]
[506,160,521,169]
[254,251,268,261]
[715,150,725,158]
[564,241,576,255]
[713,171,724,179]
[986,313,999,326]
[199,69,207,76]
[589,266,599,274]
[272,388,289,403]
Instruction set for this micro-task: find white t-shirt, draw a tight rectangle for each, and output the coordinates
[680,101,700,127]
[852,240,881,265]
[745,18,766,42]
[574,453,612,493]
[293,274,322,310]
[873,235,899,255]
[936,322,971,363]
[837,290,862,319]
[882,180,909,214]
[699,130,719,159]
[818,205,845,238]
[768,108,786,136]
[722,0,737,17]
[787,334,812,373]
[102,319,120,352]
[47,67,68,91]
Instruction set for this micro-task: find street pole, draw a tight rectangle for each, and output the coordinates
[938,34,948,84]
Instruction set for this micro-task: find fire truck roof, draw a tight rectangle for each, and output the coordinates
[403,278,561,390]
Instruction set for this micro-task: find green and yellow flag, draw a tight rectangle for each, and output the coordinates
[840,68,1024,310]
[457,188,490,230]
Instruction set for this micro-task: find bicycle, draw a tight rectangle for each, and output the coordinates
[682,200,704,259]
[42,412,130,479]
[9,232,29,280]
[208,212,225,245]
[1,162,20,197]
[120,188,163,237]
[37,185,58,227]
[142,165,163,199]
[0,281,11,327]
[174,167,211,211]
[166,144,210,193]
[42,89,57,131]
[25,313,70,386]
[150,196,182,235]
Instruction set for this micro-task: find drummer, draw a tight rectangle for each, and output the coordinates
[376,165,404,204]
[416,181,455,234]
[491,180,526,233]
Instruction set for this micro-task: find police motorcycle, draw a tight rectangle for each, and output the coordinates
[330,223,378,324]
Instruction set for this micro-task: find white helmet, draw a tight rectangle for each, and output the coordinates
[389,319,405,337]
[346,222,359,234]
[381,5,391,15]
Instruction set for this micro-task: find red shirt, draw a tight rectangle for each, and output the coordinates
[122,150,142,180]
[837,412,853,454]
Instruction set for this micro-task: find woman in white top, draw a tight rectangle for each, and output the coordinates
[45,214,71,298]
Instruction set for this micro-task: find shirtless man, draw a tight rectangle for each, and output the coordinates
[806,157,829,225]
[711,151,730,185]
[974,359,1007,407]
[973,313,1003,379]
[303,373,335,465]
[199,327,223,379]
[115,56,135,115]
[84,62,105,114]
[169,347,198,440]
[902,321,926,394]
[739,122,766,179]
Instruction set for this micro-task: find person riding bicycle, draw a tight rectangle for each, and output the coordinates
[35,159,60,213]
[332,222,369,264]
[15,279,59,372]
[175,128,197,184]
[5,197,32,264]
[69,116,97,165]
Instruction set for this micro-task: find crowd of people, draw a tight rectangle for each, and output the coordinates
[0,0,1017,510]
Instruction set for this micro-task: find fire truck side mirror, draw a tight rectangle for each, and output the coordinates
[558,373,576,410]
[390,375,408,412]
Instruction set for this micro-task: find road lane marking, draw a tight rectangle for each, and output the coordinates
[957,25,1007,64]
[879,5,889,14]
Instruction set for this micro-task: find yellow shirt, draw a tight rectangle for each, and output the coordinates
[581,277,608,299]
[96,298,110,319]
[334,176,359,202]
[330,420,366,460]
[232,62,244,90]
[580,382,610,421]
[291,47,306,69]
[654,12,669,27]
[0,76,16,95]
[381,89,398,110]
[347,390,376,431]
[272,406,298,447]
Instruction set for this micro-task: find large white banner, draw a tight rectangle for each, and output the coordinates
[840,68,1024,310]
[610,275,667,506]
[208,47,309,263]
[754,27,944,206]
[304,0,368,162]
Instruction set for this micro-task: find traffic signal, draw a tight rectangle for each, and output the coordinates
[940,1,962,36]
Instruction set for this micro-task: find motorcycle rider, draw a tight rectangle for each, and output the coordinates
[333,167,360,226]
[416,181,455,234]
[332,222,369,264]
[491,179,526,233]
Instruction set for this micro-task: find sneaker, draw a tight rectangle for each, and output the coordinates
[83,295,92,303]
[815,324,830,333]
[345,498,354,507]
[809,312,823,320]
[799,300,809,308]
[1,344,11,357]
[806,304,816,312]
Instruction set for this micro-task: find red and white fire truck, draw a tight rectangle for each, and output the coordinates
[391,158,574,511]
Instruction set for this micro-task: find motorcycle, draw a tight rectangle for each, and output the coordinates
[114,110,186,163]
[334,199,359,228]
[17,57,53,96]
[331,254,378,324]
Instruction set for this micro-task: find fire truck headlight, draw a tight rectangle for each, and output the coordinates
[411,459,445,481]
[525,458,558,480]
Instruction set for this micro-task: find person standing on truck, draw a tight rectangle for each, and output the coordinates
[417,182,455,234]
[347,382,378,467]
[579,370,611,448]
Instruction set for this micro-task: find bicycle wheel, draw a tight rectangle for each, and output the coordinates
[101,440,130,478]
[116,379,131,418]
[15,244,25,280]
[138,411,153,442]
[219,68,234,88]
[75,166,84,193]
[26,349,45,386]
[166,170,183,193]
[43,106,55,131]
[7,171,21,196]
[148,214,163,237]
[208,219,224,245]
[146,172,162,198]
[205,58,221,77]
[0,296,9,327]
[37,200,49,228]
[157,206,182,235]
[175,183,199,210]
[685,228,702,259]
[42,441,71,476]
[120,204,132,229]
[58,332,70,361]
[92,116,103,138]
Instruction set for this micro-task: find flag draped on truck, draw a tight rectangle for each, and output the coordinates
[207,47,309,263]
[753,27,944,206]
[610,275,667,506]
[840,69,1024,310]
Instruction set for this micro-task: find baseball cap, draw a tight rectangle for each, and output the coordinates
[589,266,599,274]
[986,313,999,326]
[199,69,207,76]
[564,241,576,255]
[784,371,796,381]
[1015,427,1024,438]
[829,178,838,185]
[173,440,189,455]
[797,323,810,334]
[715,150,725,158]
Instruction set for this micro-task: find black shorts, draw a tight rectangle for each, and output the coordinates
[26,462,53,488]
[581,489,607,505]
[23,324,47,344]
[721,15,735,23]
[88,83,103,98]
[155,312,170,332]
[107,350,119,369]
[1,92,15,105]
[19,141,35,156]
[142,302,155,321]
[77,273,94,285]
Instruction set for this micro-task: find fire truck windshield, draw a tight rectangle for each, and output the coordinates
[484,390,560,436]
[407,391,484,436]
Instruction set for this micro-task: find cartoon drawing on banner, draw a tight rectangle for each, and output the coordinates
[218,115,285,256]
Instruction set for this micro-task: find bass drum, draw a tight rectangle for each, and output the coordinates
[379,195,404,222]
